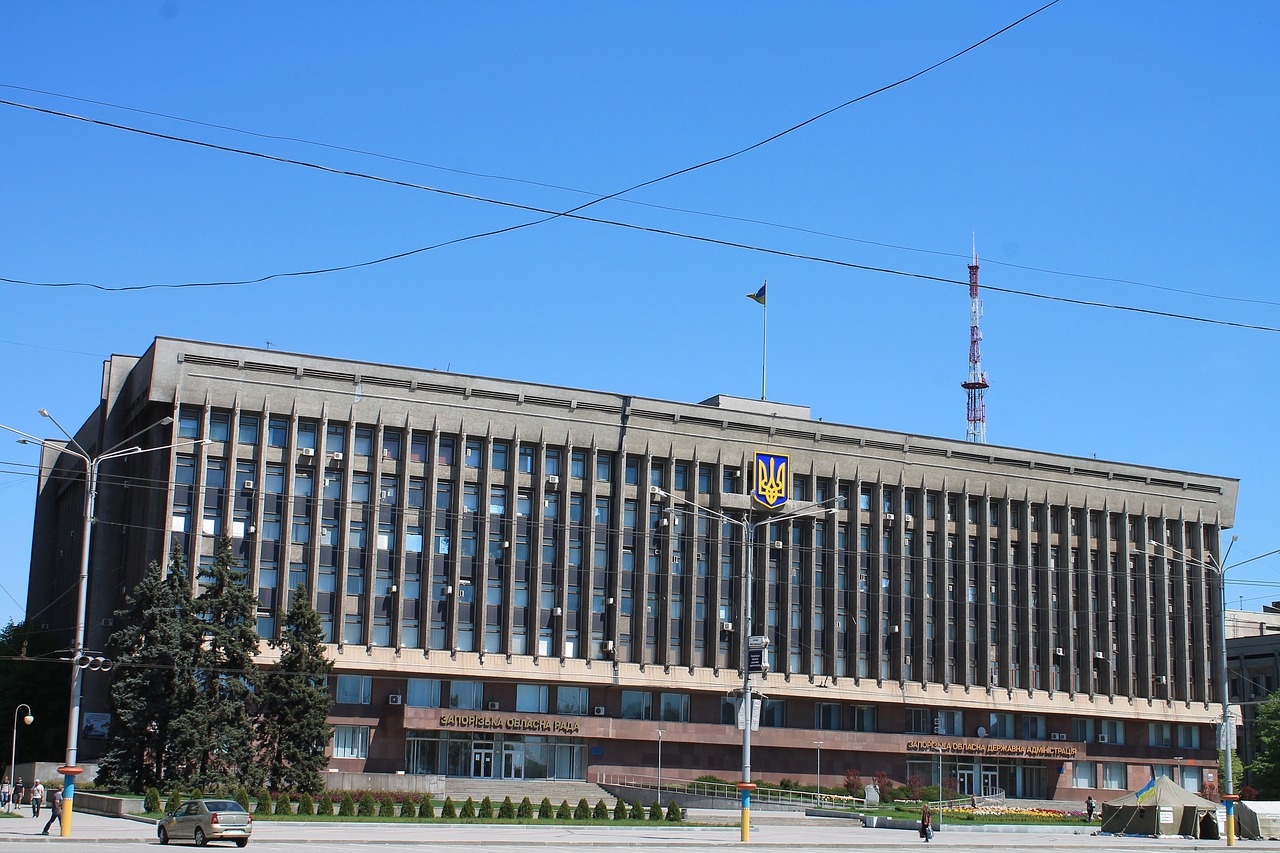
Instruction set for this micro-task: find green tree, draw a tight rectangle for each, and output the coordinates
[378,795,396,817]
[592,799,609,820]
[613,798,628,820]
[339,792,356,816]
[573,797,590,819]
[460,796,477,818]
[359,792,377,816]
[499,796,515,818]
[274,791,293,815]
[256,585,333,793]
[144,788,161,813]
[317,793,334,815]
[298,792,315,816]
[665,800,682,821]
[517,796,533,819]
[255,787,273,815]
[628,801,645,820]
[441,796,457,818]
[556,800,571,820]
[479,796,494,818]
[95,549,201,790]
[165,790,183,813]
[537,797,553,819]
[191,537,262,790]
[648,802,663,821]
[234,787,251,811]
[1250,696,1280,797]
[419,797,435,818]
[399,797,417,818]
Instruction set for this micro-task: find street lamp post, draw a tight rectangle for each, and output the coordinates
[1175,756,1185,789]
[814,741,823,798]
[1,412,201,838]
[651,486,841,842]
[655,728,665,806]
[9,704,33,806]
[1144,538,1280,847]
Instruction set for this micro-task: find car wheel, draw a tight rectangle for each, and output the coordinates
[235,840,248,848]
[158,826,169,845]
[194,827,207,847]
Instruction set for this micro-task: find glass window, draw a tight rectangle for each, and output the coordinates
[406,678,440,708]
[519,445,536,475]
[517,684,549,713]
[596,453,612,483]
[556,686,589,715]
[326,424,347,454]
[571,451,586,479]
[1102,762,1126,789]
[816,703,841,730]
[354,427,374,456]
[492,441,510,472]
[448,680,484,710]
[625,456,640,486]
[659,692,690,722]
[621,691,652,720]
[673,464,688,492]
[761,699,785,728]
[465,440,483,469]
[1072,760,1096,789]
[178,408,201,439]
[333,725,369,759]
[268,417,289,448]
[383,429,402,461]
[238,415,260,446]
[545,448,561,477]
[209,412,231,441]
[438,436,456,466]
[336,675,372,704]
[297,420,318,450]
[410,432,429,463]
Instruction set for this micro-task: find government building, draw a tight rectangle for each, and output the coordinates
[26,337,1239,800]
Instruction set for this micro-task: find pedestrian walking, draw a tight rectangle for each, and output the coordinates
[920,802,933,842]
[1,777,10,812]
[1085,795,1096,822]
[13,778,25,812]
[30,781,44,817]
[40,788,62,835]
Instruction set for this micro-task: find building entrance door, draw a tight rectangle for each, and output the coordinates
[981,767,999,796]
[471,741,495,778]
[502,742,525,780]
[957,768,975,795]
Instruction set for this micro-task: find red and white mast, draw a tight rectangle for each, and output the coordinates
[961,240,989,443]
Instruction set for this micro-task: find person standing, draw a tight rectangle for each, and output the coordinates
[920,802,933,842]
[1,777,10,812]
[40,788,62,835]
[1085,795,1096,822]
[13,778,25,813]
[30,780,43,818]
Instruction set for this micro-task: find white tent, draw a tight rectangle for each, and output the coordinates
[1234,801,1280,841]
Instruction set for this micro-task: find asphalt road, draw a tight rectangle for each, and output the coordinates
[0,809,1238,851]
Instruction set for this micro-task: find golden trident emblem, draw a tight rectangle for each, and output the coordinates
[753,452,789,509]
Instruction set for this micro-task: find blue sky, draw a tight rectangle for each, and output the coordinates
[2,1,1278,628]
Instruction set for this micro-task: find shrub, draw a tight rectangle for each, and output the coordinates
[694,774,725,784]
[666,800,682,822]
[274,791,293,815]
[316,793,333,816]
[648,802,663,821]
[556,800,572,820]
[234,787,251,811]
[843,768,864,798]
[479,796,494,818]
[255,788,273,816]
[379,796,396,817]
[538,798,553,819]
[574,798,591,820]
[517,796,533,819]
[461,797,476,819]
[358,793,377,817]
[165,790,183,814]
[907,775,924,801]
[613,799,628,820]
[593,799,609,820]
[499,797,515,819]
[778,778,796,791]
[874,771,893,802]
[298,792,315,816]
[419,797,435,818]
[190,788,203,801]
[399,797,417,818]
[339,792,356,817]
[441,797,457,818]
[629,801,645,820]
[144,788,161,814]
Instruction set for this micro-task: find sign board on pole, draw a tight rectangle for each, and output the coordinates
[748,635,769,649]
[747,648,768,674]
[735,697,763,731]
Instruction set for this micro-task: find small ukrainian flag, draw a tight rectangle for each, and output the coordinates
[747,283,767,305]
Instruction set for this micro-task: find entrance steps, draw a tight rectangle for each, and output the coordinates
[438,779,618,808]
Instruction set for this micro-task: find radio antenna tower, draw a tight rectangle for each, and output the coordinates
[961,238,989,443]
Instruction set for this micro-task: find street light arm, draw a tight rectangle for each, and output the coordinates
[100,416,174,457]
[38,409,89,459]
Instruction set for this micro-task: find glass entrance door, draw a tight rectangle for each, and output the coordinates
[502,742,525,780]
[956,768,975,795]
[471,741,495,778]
[981,766,999,796]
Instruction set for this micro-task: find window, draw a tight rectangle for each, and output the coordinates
[852,705,877,733]
[410,432,429,463]
[516,684,549,713]
[596,452,613,483]
[438,437,456,466]
[238,415,260,445]
[326,424,347,454]
[465,440,483,469]
[625,456,640,486]
[383,430,402,461]
[698,465,713,494]
[333,725,369,759]
[989,712,1014,738]
[1149,722,1172,748]
[621,691,652,720]
[1072,718,1095,743]
[761,699,786,728]
[336,675,372,704]
[492,441,510,472]
[297,420,318,450]
[1099,719,1125,744]
[351,427,373,456]
[448,680,484,710]
[673,464,688,491]
[1020,715,1046,740]
[557,686,589,715]
[1102,762,1126,789]
[1176,725,1201,749]
[1072,760,1096,789]
[545,448,561,477]
[816,703,841,730]
[519,445,536,474]
[268,417,288,448]
[659,692,690,722]
[406,678,440,707]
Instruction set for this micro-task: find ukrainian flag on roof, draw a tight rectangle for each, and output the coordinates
[747,283,766,305]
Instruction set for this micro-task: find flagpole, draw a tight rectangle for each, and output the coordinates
[760,278,768,401]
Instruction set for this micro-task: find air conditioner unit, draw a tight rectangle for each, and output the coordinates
[547,475,560,486]
[721,621,734,633]
[883,513,895,523]
[388,694,403,705]
[383,448,393,459]
[442,584,453,595]
[487,701,500,711]
[552,606,563,616]
[300,447,316,457]
[771,541,783,549]
[947,513,955,522]
[904,514,915,526]
[593,706,606,716]
[242,480,255,490]
[1097,734,1108,743]
[605,597,615,606]
[331,452,344,461]
[389,584,398,594]
[1094,651,1105,659]
[602,640,614,652]
[1054,647,1065,656]
[1155,675,1168,685]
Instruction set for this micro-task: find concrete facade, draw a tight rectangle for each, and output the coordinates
[26,338,1239,800]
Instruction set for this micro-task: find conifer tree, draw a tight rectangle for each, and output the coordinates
[191,536,262,789]
[96,547,202,790]
[257,584,333,792]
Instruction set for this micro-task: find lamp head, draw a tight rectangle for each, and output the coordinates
[37,409,49,418]
[160,417,174,426]
[22,714,32,726]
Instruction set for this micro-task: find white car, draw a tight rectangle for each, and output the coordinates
[158,799,252,847]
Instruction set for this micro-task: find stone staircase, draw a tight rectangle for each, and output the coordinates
[436,779,618,808]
